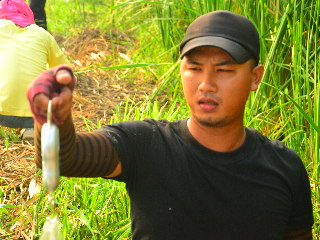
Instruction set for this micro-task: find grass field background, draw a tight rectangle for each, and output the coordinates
[0,0,319,239]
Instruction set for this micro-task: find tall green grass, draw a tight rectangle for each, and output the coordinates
[1,0,319,239]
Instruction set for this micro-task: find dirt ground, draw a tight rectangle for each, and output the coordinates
[0,28,156,239]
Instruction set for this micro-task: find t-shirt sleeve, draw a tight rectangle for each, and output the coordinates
[99,120,155,183]
[287,158,314,230]
[47,34,69,67]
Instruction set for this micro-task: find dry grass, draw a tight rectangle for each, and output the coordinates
[0,27,156,239]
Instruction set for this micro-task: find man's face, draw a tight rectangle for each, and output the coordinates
[180,46,263,128]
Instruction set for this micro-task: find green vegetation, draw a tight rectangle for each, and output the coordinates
[1,0,319,239]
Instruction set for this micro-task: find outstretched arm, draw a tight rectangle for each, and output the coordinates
[28,65,122,178]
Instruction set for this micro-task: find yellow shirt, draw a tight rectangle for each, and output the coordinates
[0,19,69,117]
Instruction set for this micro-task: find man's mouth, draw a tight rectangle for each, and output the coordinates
[198,98,219,111]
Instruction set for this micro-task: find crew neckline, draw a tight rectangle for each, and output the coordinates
[178,119,256,164]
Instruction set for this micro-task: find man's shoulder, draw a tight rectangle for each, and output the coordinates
[246,127,300,160]
[99,118,186,137]
[246,128,307,185]
[108,118,184,130]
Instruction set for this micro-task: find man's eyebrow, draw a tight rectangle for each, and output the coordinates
[186,58,202,65]
[214,59,236,66]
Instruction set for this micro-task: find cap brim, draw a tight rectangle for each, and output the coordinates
[180,36,251,64]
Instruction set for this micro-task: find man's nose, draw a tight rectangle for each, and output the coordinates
[198,70,217,93]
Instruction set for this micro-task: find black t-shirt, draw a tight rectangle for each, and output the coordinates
[101,119,313,240]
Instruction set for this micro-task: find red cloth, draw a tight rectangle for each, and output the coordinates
[0,0,35,27]
[26,65,77,125]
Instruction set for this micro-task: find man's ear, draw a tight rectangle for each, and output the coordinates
[250,65,264,91]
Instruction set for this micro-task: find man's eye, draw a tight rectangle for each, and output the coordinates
[217,68,232,72]
[188,67,201,71]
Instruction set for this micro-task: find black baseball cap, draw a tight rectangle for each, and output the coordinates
[180,10,260,64]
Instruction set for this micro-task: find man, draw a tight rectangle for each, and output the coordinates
[27,10,314,239]
[0,0,68,139]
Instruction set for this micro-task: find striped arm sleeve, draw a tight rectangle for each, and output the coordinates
[34,116,119,177]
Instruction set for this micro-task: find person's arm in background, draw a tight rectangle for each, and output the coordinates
[27,65,122,178]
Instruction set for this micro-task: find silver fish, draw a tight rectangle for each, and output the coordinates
[41,100,60,193]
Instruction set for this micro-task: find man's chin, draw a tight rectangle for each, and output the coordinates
[193,115,225,128]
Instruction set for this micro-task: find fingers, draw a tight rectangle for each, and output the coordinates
[33,87,73,125]
[32,93,49,124]
[52,86,73,124]
[34,93,50,112]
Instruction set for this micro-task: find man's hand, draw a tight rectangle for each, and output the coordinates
[26,64,76,125]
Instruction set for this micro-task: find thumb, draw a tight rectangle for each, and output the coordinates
[56,69,73,85]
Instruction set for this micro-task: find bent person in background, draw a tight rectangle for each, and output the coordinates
[29,0,47,30]
[27,10,314,239]
[0,0,68,139]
